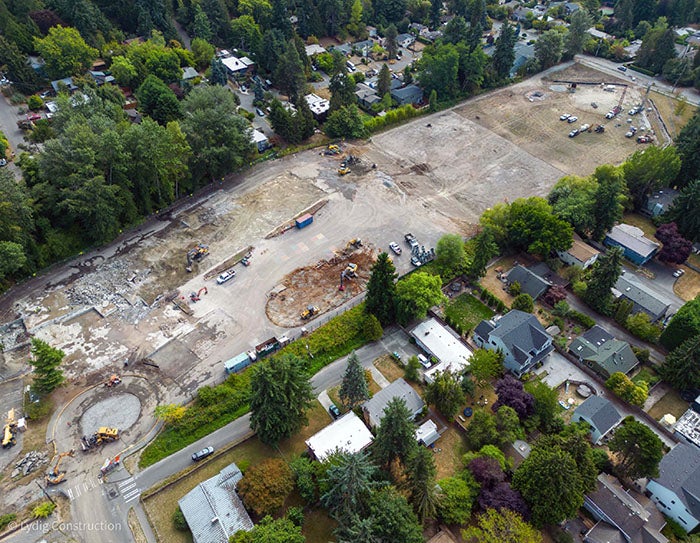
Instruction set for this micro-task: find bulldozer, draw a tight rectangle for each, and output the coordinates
[46,450,75,485]
[81,427,120,451]
[185,244,210,272]
[301,305,320,320]
[104,374,122,387]
[2,409,17,449]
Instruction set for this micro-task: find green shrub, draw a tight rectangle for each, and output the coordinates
[631,346,650,364]
[32,502,56,519]
[569,310,595,329]
[25,393,53,420]
[0,513,16,531]
[27,95,44,111]
[173,508,188,531]
[287,505,304,527]
[363,104,421,133]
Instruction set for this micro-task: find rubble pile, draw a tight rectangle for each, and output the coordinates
[0,318,29,352]
[64,260,150,308]
[12,451,49,478]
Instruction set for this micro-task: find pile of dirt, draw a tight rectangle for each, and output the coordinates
[266,246,377,327]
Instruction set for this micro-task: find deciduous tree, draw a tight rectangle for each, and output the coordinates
[238,459,295,516]
[548,174,597,235]
[435,233,466,278]
[656,222,693,264]
[436,473,479,524]
[463,508,541,543]
[622,146,680,211]
[136,74,182,125]
[425,370,464,419]
[565,10,591,57]
[591,164,626,241]
[466,409,500,450]
[608,418,664,479]
[29,338,65,394]
[395,272,446,325]
[525,380,561,433]
[534,29,564,69]
[231,515,305,543]
[324,105,367,139]
[661,295,700,350]
[367,487,423,543]
[493,375,534,420]
[512,293,534,313]
[469,348,504,384]
[34,25,98,78]
[249,354,314,445]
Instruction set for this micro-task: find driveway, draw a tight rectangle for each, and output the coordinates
[625,263,685,316]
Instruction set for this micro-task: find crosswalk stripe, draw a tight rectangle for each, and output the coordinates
[118,478,135,489]
[122,489,140,500]
[124,492,141,503]
[120,482,136,492]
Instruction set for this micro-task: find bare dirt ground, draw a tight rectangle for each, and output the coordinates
[266,244,377,327]
[0,62,671,507]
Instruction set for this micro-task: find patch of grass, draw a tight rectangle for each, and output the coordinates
[374,355,405,383]
[444,293,494,335]
[433,427,468,480]
[648,389,689,420]
[622,213,658,242]
[650,90,697,139]
[302,508,338,542]
[674,266,700,302]
[632,366,660,387]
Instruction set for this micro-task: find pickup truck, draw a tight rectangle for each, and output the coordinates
[404,233,419,250]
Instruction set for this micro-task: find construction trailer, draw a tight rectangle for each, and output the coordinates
[295,214,313,229]
[224,351,257,375]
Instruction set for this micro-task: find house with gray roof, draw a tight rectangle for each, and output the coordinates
[584,473,668,543]
[572,395,622,444]
[558,236,600,269]
[355,84,381,109]
[505,264,551,300]
[362,378,424,428]
[390,84,423,106]
[178,463,253,543]
[396,33,415,48]
[613,275,671,323]
[647,444,700,532]
[643,189,679,218]
[604,224,659,266]
[569,325,639,379]
[473,310,553,377]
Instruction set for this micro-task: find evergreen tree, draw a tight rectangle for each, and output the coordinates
[249,354,314,445]
[467,227,499,280]
[565,10,592,57]
[404,447,438,522]
[372,397,419,468]
[29,338,66,394]
[274,39,306,100]
[377,64,392,97]
[430,0,442,29]
[339,353,370,408]
[295,96,316,141]
[674,109,700,188]
[365,252,398,325]
[385,24,399,59]
[425,370,464,420]
[329,72,356,111]
[321,451,379,520]
[608,419,664,479]
[492,22,517,81]
[209,57,228,85]
[583,246,623,316]
[664,180,700,241]
[192,5,214,41]
[297,0,325,38]
[659,336,700,391]
[660,295,700,351]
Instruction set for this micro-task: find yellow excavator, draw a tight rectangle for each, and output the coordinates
[301,305,319,320]
[46,450,75,485]
[338,167,350,175]
[2,409,17,449]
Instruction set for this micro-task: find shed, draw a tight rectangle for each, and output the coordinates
[415,419,440,446]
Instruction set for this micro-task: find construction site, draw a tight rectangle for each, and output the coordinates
[0,61,687,524]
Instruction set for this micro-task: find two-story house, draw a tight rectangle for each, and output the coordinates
[473,310,553,377]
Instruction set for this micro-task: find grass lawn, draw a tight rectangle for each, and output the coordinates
[143,402,331,543]
[650,90,697,139]
[444,293,494,334]
[374,354,405,383]
[648,389,690,421]
[674,266,700,302]
[632,366,660,387]
[433,427,468,480]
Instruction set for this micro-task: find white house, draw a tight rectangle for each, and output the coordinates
[557,236,600,269]
[396,33,415,48]
[647,444,700,532]
[411,318,472,384]
[221,56,254,77]
[304,93,330,119]
[305,412,374,461]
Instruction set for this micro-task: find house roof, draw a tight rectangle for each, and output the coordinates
[614,275,670,318]
[673,409,700,449]
[305,411,374,461]
[331,43,352,55]
[487,310,552,369]
[390,84,423,102]
[606,224,659,259]
[396,33,415,44]
[570,326,638,375]
[653,443,700,521]
[585,474,668,543]
[411,318,473,372]
[415,419,440,446]
[352,39,374,50]
[304,93,330,115]
[356,88,381,104]
[305,43,326,56]
[182,66,199,79]
[506,264,551,299]
[574,396,622,439]
[645,189,679,214]
[251,129,268,144]
[565,238,600,264]
[50,77,77,92]
[362,378,424,428]
[178,463,253,543]
[221,56,248,72]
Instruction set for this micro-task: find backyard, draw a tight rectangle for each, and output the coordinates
[444,292,495,335]
[648,389,690,421]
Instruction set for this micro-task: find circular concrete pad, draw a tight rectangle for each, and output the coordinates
[80,394,141,435]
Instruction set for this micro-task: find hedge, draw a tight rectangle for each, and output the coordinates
[364,105,422,133]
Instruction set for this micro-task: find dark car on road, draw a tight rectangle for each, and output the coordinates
[192,446,214,461]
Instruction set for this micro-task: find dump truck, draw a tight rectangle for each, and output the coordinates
[81,427,120,451]
[301,305,320,320]
[295,214,313,229]
[2,409,17,449]
[255,336,290,358]
[224,351,257,375]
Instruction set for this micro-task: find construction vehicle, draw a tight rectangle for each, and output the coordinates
[104,374,122,387]
[348,238,362,248]
[81,427,120,451]
[185,244,210,273]
[594,124,605,133]
[189,286,208,302]
[301,305,320,320]
[324,144,341,155]
[99,455,120,477]
[338,167,350,175]
[255,336,290,358]
[2,409,17,449]
[46,450,75,485]
[339,263,358,291]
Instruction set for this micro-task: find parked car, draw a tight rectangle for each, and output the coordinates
[329,404,341,419]
[560,113,571,120]
[569,128,580,138]
[389,242,402,255]
[216,270,236,284]
[410,256,422,267]
[0,159,7,167]
[567,116,578,123]
[579,124,590,132]
[673,269,685,278]
[618,65,627,72]
[417,354,431,369]
[256,107,265,117]
[192,446,214,461]
[391,351,402,362]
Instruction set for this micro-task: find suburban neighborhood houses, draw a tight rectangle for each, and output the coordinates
[0,0,699,542]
